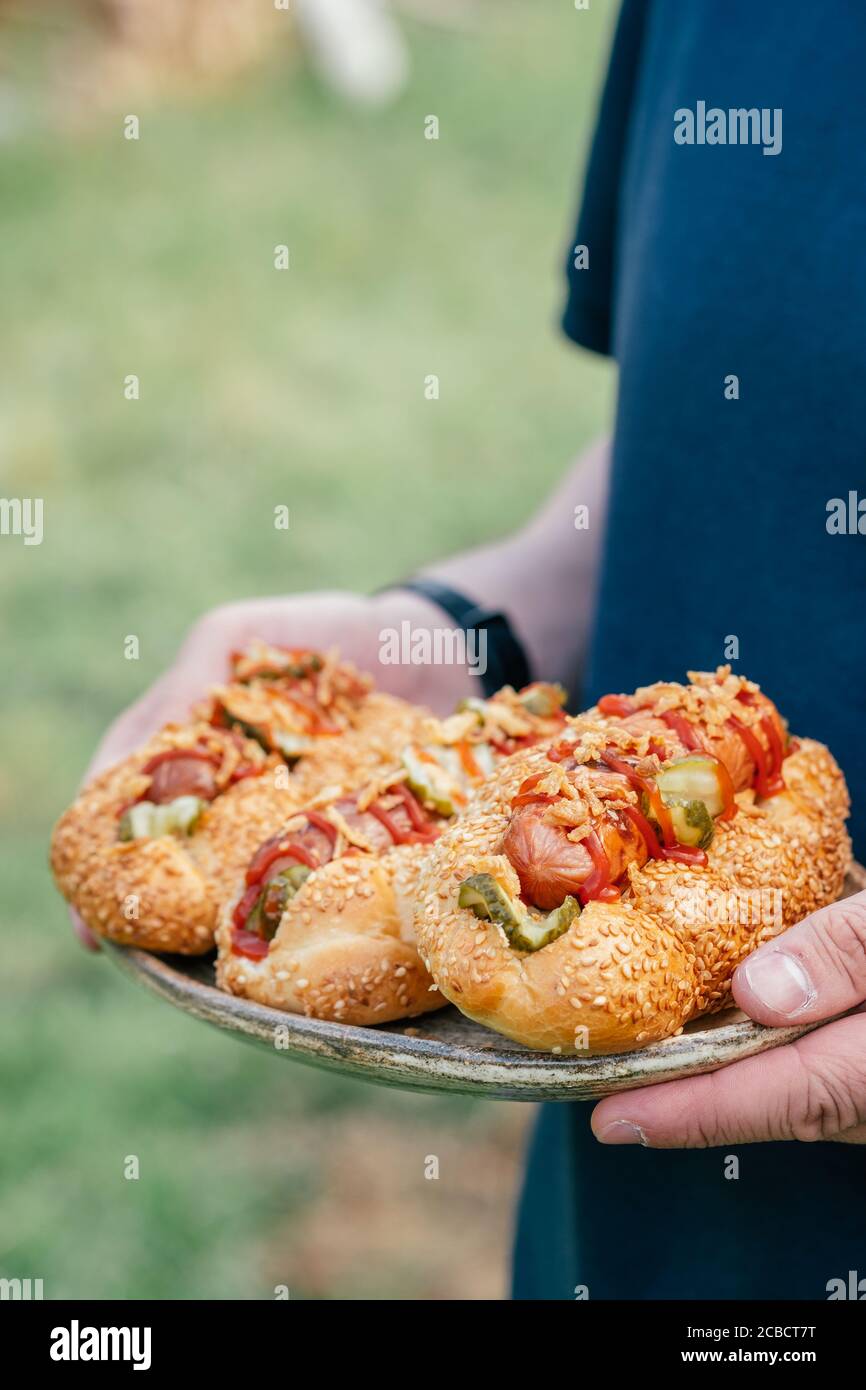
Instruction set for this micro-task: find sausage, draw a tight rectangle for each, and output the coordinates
[414,670,852,1055]
[147,755,218,804]
[503,802,648,909]
[502,693,783,910]
[618,709,757,790]
[237,786,440,935]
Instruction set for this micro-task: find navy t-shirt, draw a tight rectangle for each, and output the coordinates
[513,0,866,1300]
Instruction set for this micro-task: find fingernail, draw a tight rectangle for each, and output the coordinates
[596,1120,649,1146]
[742,949,814,1018]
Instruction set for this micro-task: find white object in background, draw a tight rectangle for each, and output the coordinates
[293,0,410,107]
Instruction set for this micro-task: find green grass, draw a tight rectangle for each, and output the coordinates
[0,1,615,1299]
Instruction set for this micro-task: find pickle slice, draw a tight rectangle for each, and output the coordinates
[273,730,315,760]
[657,755,726,818]
[518,682,568,717]
[246,864,312,941]
[455,696,489,724]
[401,746,463,817]
[118,801,157,842]
[118,795,205,842]
[458,873,522,928]
[457,873,580,953]
[665,797,715,850]
[509,896,580,952]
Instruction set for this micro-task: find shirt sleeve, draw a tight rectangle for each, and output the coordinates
[561,0,650,357]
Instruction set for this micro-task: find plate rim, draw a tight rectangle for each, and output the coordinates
[103,856,865,1101]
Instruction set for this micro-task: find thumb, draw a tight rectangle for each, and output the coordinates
[733,889,866,1026]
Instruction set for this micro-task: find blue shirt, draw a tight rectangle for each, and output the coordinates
[514,0,866,1300]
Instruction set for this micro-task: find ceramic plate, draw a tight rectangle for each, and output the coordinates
[105,862,865,1102]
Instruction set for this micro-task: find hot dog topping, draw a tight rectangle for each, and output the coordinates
[457,873,580,953]
[205,644,374,761]
[144,751,219,805]
[230,778,440,958]
[117,730,266,839]
[118,795,206,842]
[402,682,569,816]
[501,671,792,919]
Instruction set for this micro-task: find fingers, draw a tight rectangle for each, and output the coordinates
[592,1013,866,1147]
[732,890,866,1026]
[82,600,277,778]
[70,909,101,953]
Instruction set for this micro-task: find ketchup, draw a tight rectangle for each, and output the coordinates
[732,689,786,795]
[546,740,576,765]
[390,783,440,839]
[578,830,622,903]
[231,928,270,961]
[727,715,785,797]
[659,709,703,751]
[367,786,439,846]
[599,749,708,867]
[244,835,319,888]
[303,810,339,843]
[141,748,215,775]
[231,784,440,954]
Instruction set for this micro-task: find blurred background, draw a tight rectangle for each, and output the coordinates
[0,0,614,1299]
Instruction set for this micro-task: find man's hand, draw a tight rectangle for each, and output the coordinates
[592,891,866,1147]
[82,590,476,781]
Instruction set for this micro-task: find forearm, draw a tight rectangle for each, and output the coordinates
[421,436,611,697]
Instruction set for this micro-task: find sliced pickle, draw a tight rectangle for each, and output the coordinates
[118,801,157,842]
[219,709,313,762]
[509,896,580,952]
[401,746,462,817]
[223,715,271,753]
[273,730,315,760]
[283,863,312,894]
[656,755,726,819]
[457,873,580,953]
[518,682,568,717]
[118,795,204,842]
[457,873,522,929]
[246,865,312,941]
[665,798,715,850]
[455,696,489,724]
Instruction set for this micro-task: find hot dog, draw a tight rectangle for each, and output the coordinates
[50,644,432,954]
[215,680,570,1022]
[50,722,295,954]
[415,668,852,1054]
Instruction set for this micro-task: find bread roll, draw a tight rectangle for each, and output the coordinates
[415,670,851,1054]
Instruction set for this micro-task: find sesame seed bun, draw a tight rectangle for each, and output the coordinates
[49,723,298,954]
[215,845,444,1024]
[414,736,851,1055]
[49,691,432,956]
